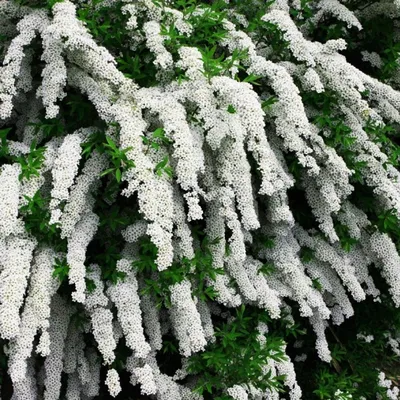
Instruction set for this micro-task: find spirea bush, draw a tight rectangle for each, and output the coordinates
[2,0,400,398]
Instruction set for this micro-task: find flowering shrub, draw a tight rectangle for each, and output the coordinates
[2,0,400,398]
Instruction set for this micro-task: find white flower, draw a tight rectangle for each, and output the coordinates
[0,163,21,238]
[105,368,121,398]
[169,280,207,356]
[67,211,99,303]
[107,260,151,359]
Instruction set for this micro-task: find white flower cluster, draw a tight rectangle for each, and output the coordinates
[60,151,108,239]
[8,247,58,383]
[356,333,374,343]
[2,0,400,398]
[49,130,86,225]
[334,389,354,400]
[361,51,383,69]
[169,280,207,356]
[227,384,248,400]
[105,368,121,398]
[140,292,163,351]
[143,21,174,70]
[0,9,49,119]
[85,265,116,365]
[67,211,99,303]
[276,356,302,400]
[0,163,21,238]
[384,332,400,356]
[312,0,363,30]
[132,363,157,396]
[367,231,400,306]
[0,234,36,340]
[43,294,73,400]
[377,371,400,400]
[106,259,151,359]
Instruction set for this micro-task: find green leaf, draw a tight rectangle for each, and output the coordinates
[300,247,314,263]
[312,278,323,292]
[115,168,122,182]
[227,104,236,113]
[52,258,70,282]
[105,136,118,151]
[258,262,276,276]
[85,278,96,293]
[264,236,275,249]
[153,128,165,139]
[243,74,261,85]
[100,168,115,177]
[156,156,168,171]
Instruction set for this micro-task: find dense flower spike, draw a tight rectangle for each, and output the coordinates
[43,294,73,400]
[169,280,207,356]
[105,368,121,398]
[85,264,117,365]
[0,163,21,238]
[0,234,36,340]
[2,0,400,398]
[8,247,58,383]
[66,210,99,303]
[106,259,151,359]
